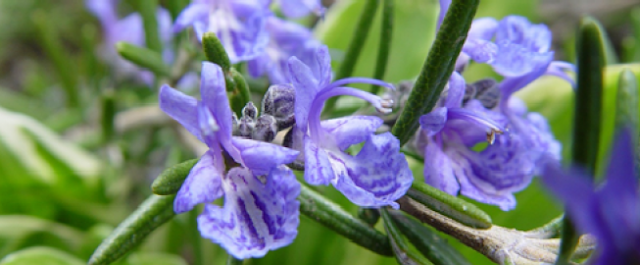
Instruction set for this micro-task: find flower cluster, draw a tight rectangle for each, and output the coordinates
[159,62,301,258]
[174,0,323,84]
[413,1,569,210]
[542,129,640,264]
[89,0,579,259]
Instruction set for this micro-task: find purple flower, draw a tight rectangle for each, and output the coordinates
[159,62,300,258]
[417,73,561,210]
[173,0,270,63]
[86,0,173,84]
[277,0,325,18]
[437,1,573,85]
[286,45,413,208]
[542,129,640,264]
[248,16,322,84]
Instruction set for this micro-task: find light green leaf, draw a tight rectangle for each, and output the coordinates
[0,247,84,265]
[0,106,102,184]
[124,253,188,265]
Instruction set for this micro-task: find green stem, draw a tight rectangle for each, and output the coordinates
[32,11,79,108]
[298,185,392,256]
[323,0,380,114]
[557,16,606,265]
[370,0,394,95]
[391,0,479,146]
[225,255,243,265]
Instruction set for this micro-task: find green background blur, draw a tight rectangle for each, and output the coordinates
[0,0,639,264]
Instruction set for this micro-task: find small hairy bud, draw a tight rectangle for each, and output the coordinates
[242,102,258,120]
[262,84,296,129]
[237,116,255,138]
[252,115,278,142]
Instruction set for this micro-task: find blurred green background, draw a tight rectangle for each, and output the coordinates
[0,0,639,264]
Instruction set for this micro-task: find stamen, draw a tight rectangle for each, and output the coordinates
[485,129,503,145]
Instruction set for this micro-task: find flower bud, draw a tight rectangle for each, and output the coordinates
[262,84,295,129]
[471,78,499,109]
[252,115,278,142]
[237,116,255,138]
[242,102,258,120]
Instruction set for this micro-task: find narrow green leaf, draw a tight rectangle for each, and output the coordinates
[409,182,491,229]
[202,32,232,73]
[132,0,162,53]
[557,16,606,265]
[0,247,84,265]
[298,185,392,256]
[116,42,171,77]
[167,0,189,20]
[32,11,79,108]
[391,0,479,146]
[388,210,472,265]
[370,0,394,95]
[357,208,380,226]
[88,194,176,265]
[323,0,379,113]
[616,69,639,131]
[151,159,199,195]
[229,68,251,116]
[380,209,434,265]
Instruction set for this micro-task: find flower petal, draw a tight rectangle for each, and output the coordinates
[174,151,224,213]
[159,84,202,141]
[200,62,233,139]
[468,17,499,40]
[279,0,324,18]
[303,136,334,185]
[423,141,460,195]
[320,116,383,151]
[232,138,300,175]
[420,107,448,137]
[197,166,300,259]
[331,132,413,208]
[445,71,467,107]
[173,3,209,33]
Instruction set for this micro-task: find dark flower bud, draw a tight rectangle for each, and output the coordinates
[242,102,258,120]
[252,115,278,142]
[262,84,295,129]
[237,116,254,138]
[463,84,477,103]
[471,78,499,109]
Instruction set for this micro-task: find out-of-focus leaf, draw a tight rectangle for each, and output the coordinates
[88,194,176,265]
[0,247,84,265]
[116,42,171,77]
[0,215,85,257]
[0,106,102,184]
[124,253,188,265]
